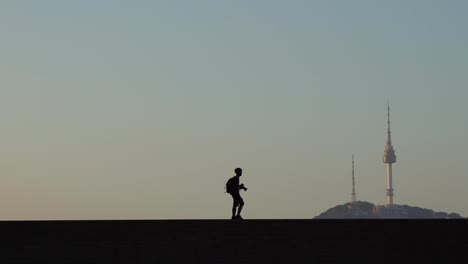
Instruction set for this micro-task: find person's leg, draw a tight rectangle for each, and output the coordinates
[232,196,238,219]
[232,204,237,218]
[236,197,244,218]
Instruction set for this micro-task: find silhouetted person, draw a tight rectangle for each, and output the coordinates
[225,168,247,219]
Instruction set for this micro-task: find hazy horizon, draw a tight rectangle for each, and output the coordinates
[1,1,467,219]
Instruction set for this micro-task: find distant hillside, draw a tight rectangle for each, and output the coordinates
[314,201,464,219]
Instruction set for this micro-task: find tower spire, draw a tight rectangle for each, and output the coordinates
[383,104,396,206]
[387,104,392,146]
[351,155,356,204]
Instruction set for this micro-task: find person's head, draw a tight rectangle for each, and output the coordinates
[234,168,242,177]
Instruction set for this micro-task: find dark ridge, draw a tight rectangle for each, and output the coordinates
[1,219,467,263]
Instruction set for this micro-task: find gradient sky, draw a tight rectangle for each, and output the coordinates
[1,1,467,219]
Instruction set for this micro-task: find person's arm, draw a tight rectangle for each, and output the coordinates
[239,183,247,191]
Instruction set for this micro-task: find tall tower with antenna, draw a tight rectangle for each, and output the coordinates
[351,155,356,205]
[383,105,396,206]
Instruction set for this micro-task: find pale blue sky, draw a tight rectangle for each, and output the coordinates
[0,1,467,219]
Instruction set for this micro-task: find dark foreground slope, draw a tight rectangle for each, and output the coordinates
[1,220,467,263]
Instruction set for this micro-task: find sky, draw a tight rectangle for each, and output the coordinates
[0,0,467,220]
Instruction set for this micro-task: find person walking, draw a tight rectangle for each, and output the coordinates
[225,168,248,219]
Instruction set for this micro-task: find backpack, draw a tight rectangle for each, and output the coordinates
[225,177,237,194]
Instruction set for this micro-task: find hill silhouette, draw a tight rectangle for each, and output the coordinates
[314,201,464,219]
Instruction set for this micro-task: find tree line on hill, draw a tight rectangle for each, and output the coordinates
[314,201,465,219]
